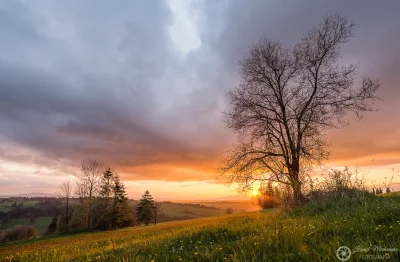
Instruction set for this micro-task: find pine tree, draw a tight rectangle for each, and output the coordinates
[112,174,133,229]
[136,190,155,226]
[47,216,58,234]
[96,169,115,230]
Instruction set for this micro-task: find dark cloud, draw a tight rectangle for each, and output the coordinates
[0,0,399,192]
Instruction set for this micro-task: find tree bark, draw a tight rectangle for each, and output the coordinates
[292,180,304,205]
[290,159,305,204]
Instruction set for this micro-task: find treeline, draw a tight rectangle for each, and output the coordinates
[0,199,60,223]
[54,159,130,232]
[54,159,157,233]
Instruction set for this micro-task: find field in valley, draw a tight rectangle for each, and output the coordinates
[1,193,400,261]
[0,199,252,234]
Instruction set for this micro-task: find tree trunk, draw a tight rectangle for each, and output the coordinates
[290,160,305,205]
[292,180,305,205]
[87,190,92,229]
[66,198,69,230]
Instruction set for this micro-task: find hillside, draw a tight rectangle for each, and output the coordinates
[0,198,252,234]
[1,193,399,261]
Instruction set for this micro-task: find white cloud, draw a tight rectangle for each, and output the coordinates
[167,0,202,59]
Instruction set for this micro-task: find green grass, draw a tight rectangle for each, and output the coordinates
[1,194,400,261]
[159,203,225,218]
[1,217,52,234]
[0,219,31,230]
[177,201,260,212]
[19,201,39,207]
[31,217,53,234]
[0,201,39,212]
[0,204,13,212]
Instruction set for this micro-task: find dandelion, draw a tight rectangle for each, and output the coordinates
[194,252,198,256]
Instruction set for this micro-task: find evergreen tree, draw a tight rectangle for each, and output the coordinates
[47,215,58,234]
[112,174,133,229]
[136,190,155,226]
[93,169,133,230]
[96,169,115,230]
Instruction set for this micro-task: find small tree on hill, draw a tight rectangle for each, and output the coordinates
[136,190,155,226]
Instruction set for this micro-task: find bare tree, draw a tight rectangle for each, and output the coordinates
[57,180,74,229]
[220,14,380,204]
[74,159,105,228]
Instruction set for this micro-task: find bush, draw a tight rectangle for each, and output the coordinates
[254,181,292,209]
[289,168,376,216]
[257,195,279,209]
[305,167,370,203]
[0,230,5,243]
[225,207,234,214]
[3,225,39,242]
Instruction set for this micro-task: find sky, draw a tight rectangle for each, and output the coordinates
[0,0,399,199]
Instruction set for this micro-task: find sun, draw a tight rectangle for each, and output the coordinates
[251,190,259,196]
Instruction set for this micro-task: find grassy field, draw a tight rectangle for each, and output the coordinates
[1,200,239,233]
[177,201,260,212]
[31,217,53,234]
[0,217,52,234]
[159,203,225,218]
[0,201,39,212]
[0,205,12,213]
[0,219,31,230]
[1,193,400,261]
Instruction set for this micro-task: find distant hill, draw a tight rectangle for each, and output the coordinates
[1,193,57,198]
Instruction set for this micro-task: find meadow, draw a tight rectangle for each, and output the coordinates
[1,193,399,261]
[1,199,247,235]
[0,201,38,213]
[158,202,225,219]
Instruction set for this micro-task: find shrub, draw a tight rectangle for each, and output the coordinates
[306,167,370,203]
[0,230,5,243]
[3,225,39,242]
[225,207,234,214]
[257,195,279,209]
